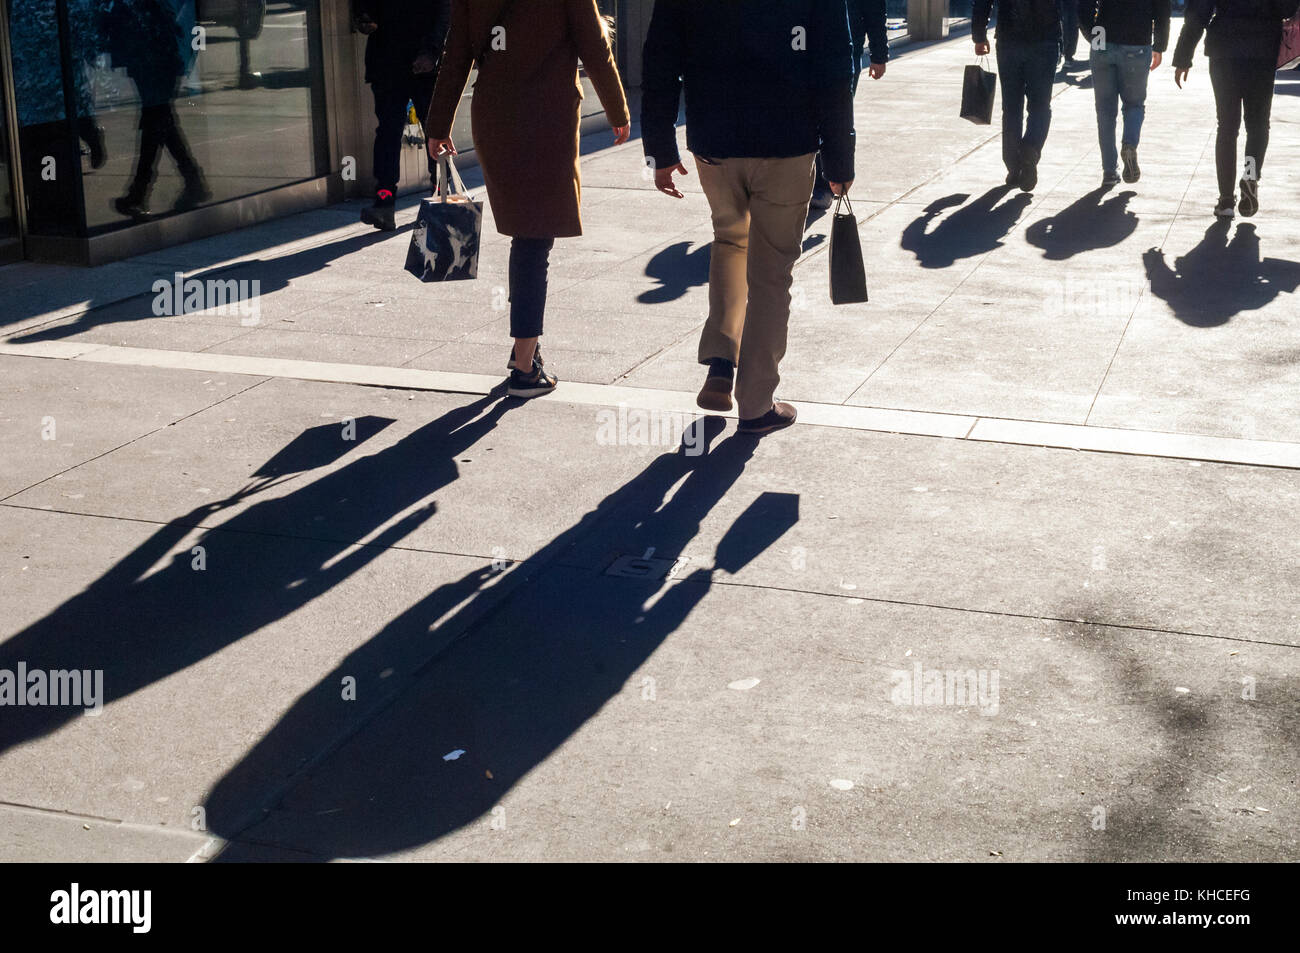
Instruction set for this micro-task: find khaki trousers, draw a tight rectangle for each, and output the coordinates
[694,152,817,420]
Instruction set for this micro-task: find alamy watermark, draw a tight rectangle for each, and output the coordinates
[596,403,704,456]
[890,662,1000,716]
[151,271,261,326]
[0,663,103,715]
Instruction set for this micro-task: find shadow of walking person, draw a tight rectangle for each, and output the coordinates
[900,187,1032,269]
[1143,222,1300,328]
[204,422,801,860]
[1025,186,1138,260]
[0,395,510,755]
[638,241,711,304]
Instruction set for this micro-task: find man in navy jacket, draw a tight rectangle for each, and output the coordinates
[642,0,856,434]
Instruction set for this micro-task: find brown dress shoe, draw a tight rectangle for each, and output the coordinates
[697,375,733,412]
[738,401,797,434]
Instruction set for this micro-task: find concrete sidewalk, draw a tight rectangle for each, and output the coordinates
[1,26,1298,862]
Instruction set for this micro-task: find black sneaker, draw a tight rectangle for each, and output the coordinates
[506,359,558,398]
[1215,196,1235,219]
[809,186,834,211]
[1102,169,1122,187]
[361,190,397,231]
[1238,178,1258,218]
[506,344,543,371]
[1120,145,1141,183]
[1019,152,1039,193]
[113,196,150,221]
[1005,168,1021,187]
[737,401,797,435]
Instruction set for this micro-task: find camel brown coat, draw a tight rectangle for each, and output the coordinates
[426,0,630,238]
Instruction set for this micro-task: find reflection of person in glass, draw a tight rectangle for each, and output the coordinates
[105,0,210,219]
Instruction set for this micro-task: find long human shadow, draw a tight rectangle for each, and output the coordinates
[204,423,800,859]
[10,227,397,342]
[0,395,511,754]
[900,187,1032,269]
[1143,222,1300,328]
[639,240,710,304]
[1025,186,1137,260]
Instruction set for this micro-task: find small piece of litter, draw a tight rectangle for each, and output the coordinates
[443,749,465,761]
[729,818,740,827]
[1175,686,1190,694]
[989,850,1002,857]
[904,649,912,657]
[830,779,854,791]
[728,677,760,691]
[1256,806,1271,813]
[485,770,493,779]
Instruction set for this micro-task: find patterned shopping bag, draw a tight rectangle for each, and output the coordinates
[405,156,482,282]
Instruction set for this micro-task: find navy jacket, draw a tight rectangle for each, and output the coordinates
[1079,0,1172,52]
[852,0,890,65]
[1174,0,1300,66]
[973,0,1063,45]
[640,0,857,183]
[355,0,452,85]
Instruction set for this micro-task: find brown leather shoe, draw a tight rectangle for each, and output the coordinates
[738,401,797,435]
[696,375,733,412]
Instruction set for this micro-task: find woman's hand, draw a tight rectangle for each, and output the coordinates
[1150,51,1162,72]
[427,137,456,160]
[613,124,631,146]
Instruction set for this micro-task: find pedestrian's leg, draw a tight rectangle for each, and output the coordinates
[1240,58,1275,182]
[124,104,166,204]
[370,81,405,197]
[508,237,555,370]
[1062,2,1079,62]
[695,156,751,368]
[1091,48,1121,177]
[997,43,1026,176]
[735,154,816,424]
[1116,44,1150,183]
[1208,59,1243,204]
[1022,42,1056,158]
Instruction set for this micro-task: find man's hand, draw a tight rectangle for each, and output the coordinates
[830,179,853,197]
[355,16,378,35]
[413,52,437,74]
[1150,51,1163,72]
[427,137,456,160]
[1174,67,1189,88]
[654,162,689,199]
[613,124,631,146]
[974,41,990,56]
[868,62,886,80]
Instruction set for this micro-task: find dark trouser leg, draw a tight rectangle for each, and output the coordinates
[508,237,555,339]
[997,43,1027,174]
[1022,41,1057,159]
[158,104,202,185]
[1062,4,1079,61]
[371,80,407,194]
[1209,59,1244,198]
[126,104,167,201]
[1240,58,1275,181]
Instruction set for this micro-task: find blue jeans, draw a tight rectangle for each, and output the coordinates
[1091,43,1151,174]
[996,40,1058,174]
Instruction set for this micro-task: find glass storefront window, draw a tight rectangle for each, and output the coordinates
[6,0,328,239]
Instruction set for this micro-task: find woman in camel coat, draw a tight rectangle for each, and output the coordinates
[426,0,630,397]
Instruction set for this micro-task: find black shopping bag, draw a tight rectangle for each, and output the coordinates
[405,155,483,282]
[960,60,997,125]
[829,193,868,305]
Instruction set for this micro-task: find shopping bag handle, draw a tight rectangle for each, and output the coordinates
[833,190,855,218]
[437,154,468,203]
